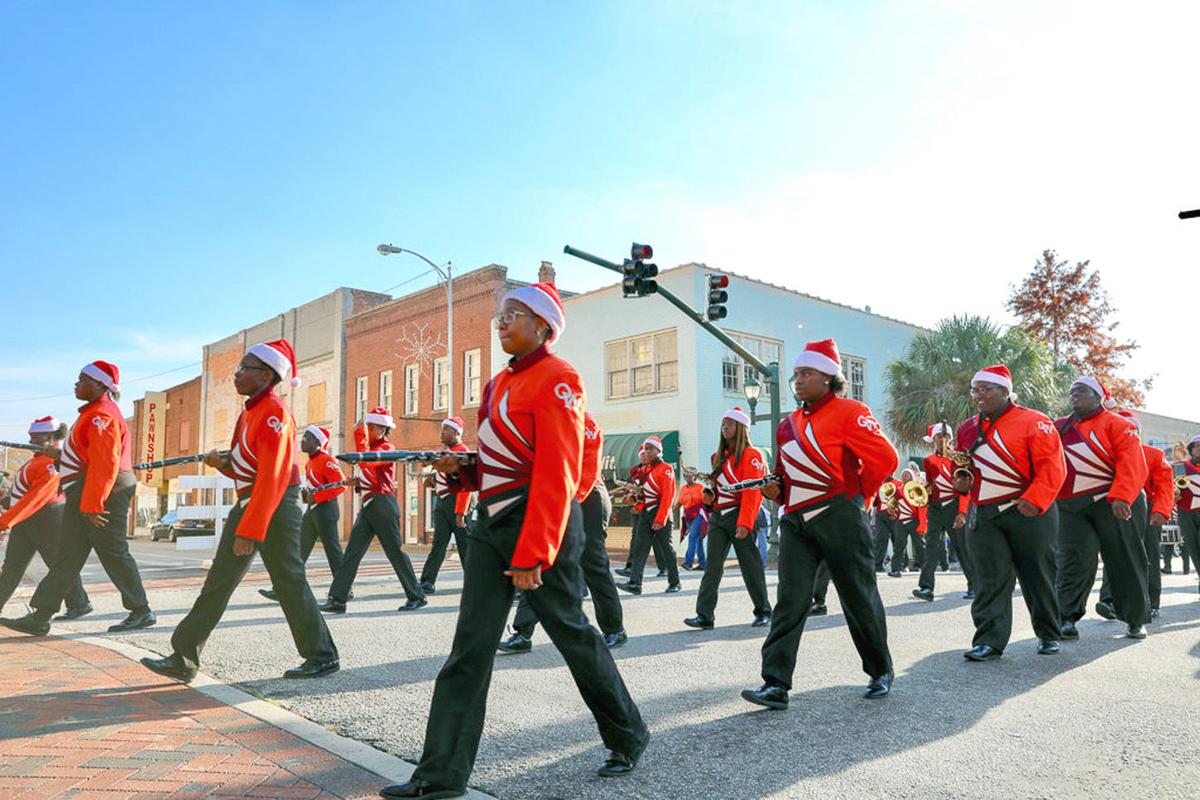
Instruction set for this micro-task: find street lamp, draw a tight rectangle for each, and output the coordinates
[378,244,455,417]
[743,375,762,419]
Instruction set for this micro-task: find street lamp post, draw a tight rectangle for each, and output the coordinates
[378,244,454,417]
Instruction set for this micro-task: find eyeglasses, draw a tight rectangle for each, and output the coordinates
[969,384,1004,396]
[494,309,533,327]
[235,363,272,374]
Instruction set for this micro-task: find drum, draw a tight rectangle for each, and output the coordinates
[1161,524,1183,545]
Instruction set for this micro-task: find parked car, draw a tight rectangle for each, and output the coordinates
[150,511,215,542]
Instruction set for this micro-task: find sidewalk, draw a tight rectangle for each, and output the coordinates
[0,630,397,799]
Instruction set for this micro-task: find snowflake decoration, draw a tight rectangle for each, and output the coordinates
[394,321,447,375]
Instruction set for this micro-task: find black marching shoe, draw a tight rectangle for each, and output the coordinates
[616,582,642,596]
[140,653,197,683]
[379,779,464,799]
[1060,621,1079,640]
[399,598,428,612]
[1,613,51,636]
[614,566,631,577]
[741,683,789,710]
[55,603,94,621]
[912,588,934,602]
[1094,601,1118,621]
[664,583,681,594]
[751,612,772,628]
[284,657,340,679]
[887,571,903,578]
[864,670,894,699]
[108,610,156,633]
[319,598,347,614]
[1125,624,1147,640]
[962,590,976,600]
[597,731,650,777]
[809,602,828,616]
[1036,640,1060,655]
[605,629,628,649]
[963,644,1002,662]
[683,615,714,630]
[656,569,668,578]
[258,588,279,602]
[1160,566,1172,574]
[420,581,436,594]
[497,632,533,654]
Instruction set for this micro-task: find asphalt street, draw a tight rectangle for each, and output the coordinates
[38,546,1200,800]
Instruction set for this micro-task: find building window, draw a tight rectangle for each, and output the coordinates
[307,382,327,424]
[844,355,867,402]
[463,349,482,407]
[722,332,784,397]
[213,409,230,445]
[179,420,191,452]
[432,357,449,411]
[404,364,419,416]
[605,329,678,400]
[355,376,368,421]
[379,370,393,411]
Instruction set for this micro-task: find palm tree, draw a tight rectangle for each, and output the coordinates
[884,315,1072,448]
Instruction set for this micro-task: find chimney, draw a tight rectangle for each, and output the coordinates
[538,261,556,283]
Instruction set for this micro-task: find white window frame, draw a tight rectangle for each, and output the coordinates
[432,357,449,412]
[844,354,867,402]
[604,328,679,401]
[722,332,784,398]
[404,364,419,417]
[463,348,482,407]
[355,376,368,422]
[379,369,393,412]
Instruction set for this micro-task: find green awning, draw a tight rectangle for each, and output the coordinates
[601,431,679,481]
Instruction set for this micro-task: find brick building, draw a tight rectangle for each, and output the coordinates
[129,375,202,530]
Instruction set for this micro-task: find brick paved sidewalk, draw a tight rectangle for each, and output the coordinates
[0,631,391,799]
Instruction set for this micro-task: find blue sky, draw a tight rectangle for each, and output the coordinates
[2,1,1197,438]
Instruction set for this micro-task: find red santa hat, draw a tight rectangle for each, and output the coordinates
[1113,409,1142,434]
[501,281,566,344]
[364,406,395,429]
[304,425,330,449]
[247,339,301,388]
[442,416,465,434]
[81,360,120,393]
[642,435,663,454]
[1187,434,1200,449]
[922,422,953,443]
[972,364,1013,392]
[723,406,751,428]
[1071,376,1115,409]
[29,416,60,435]
[793,339,842,376]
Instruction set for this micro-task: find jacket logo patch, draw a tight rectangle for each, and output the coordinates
[1037,421,1055,435]
[857,414,882,434]
[91,417,110,431]
[751,458,764,471]
[554,383,583,411]
[267,416,284,434]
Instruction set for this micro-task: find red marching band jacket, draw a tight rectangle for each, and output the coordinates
[923,453,970,514]
[58,395,132,514]
[1055,408,1147,504]
[0,454,62,530]
[640,458,676,528]
[353,423,396,502]
[577,413,603,503]
[713,445,767,530]
[955,403,1065,513]
[433,441,473,515]
[218,388,302,542]
[629,463,649,513]
[887,477,928,531]
[305,450,346,505]
[1175,459,1200,513]
[1142,445,1174,520]
[773,393,899,521]
[452,346,585,570]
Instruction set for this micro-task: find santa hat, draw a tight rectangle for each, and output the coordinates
[1071,376,1115,409]
[247,339,301,388]
[723,407,751,428]
[972,364,1013,392]
[642,435,663,454]
[501,282,566,344]
[81,360,120,393]
[1188,435,1200,449]
[1113,409,1141,434]
[304,425,330,449]
[793,339,842,375]
[29,416,60,435]
[923,422,953,443]
[442,416,465,434]
[364,406,395,429]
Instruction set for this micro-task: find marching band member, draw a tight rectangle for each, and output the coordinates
[872,484,898,572]
[419,417,473,593]
[321,408,427,613]
[684,407,772,629]
[497,411,628,653]
[887,467,926,576]
[914,423,975,601]
[1054,377,1149,641]
[260,425,346,603]
[743,339,898,710]
[0,417,91,619]
[1171,435,1200,595]
[141,341,339,681]
[618,435,681,594]
[954,364,1065,661]
[382,282,647,798]
[2,361,156,636]
[614,448,649,577]
[678,473,707,570]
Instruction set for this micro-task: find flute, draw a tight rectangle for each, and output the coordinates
[336,450,478,465]
[133,451,229,471]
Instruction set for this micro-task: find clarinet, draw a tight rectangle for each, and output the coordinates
[336,450,478,464]
[0,440,51,454]
[723,475,782,493]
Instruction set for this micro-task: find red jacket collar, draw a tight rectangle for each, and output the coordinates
[1073,406,1104,423]
[507,344,551,374]
[801,390,836,415]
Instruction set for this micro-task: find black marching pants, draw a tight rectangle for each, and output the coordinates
[625,510,672,574]
[627,506,679,587]
[0,502,90,612]
[420,496,471,587]
[761,498,891,689]
[969,502,1060,651]
[30,473,149,617]
[328,495,424,603]
[412,500,647,792]
[873,512,896,570]
[694,508,771,621]
[891,519,923,570]
[300,499,344,574]
[811,561,831,605]
[513,486,623,638]
[170,487,337,671]
[1056,494,1150,626]
[920,501,974,592]
[1100,502,1161,610]
[1179,509,1200,583]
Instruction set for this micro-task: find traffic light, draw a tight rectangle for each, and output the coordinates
[621,243,659,297]
[707,274,729,320]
